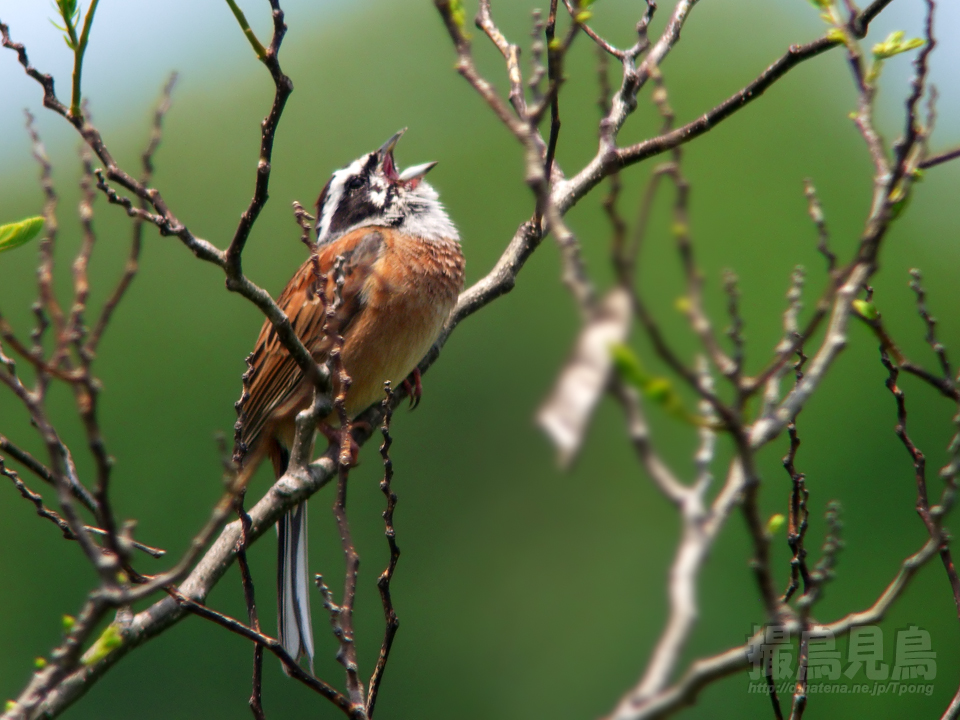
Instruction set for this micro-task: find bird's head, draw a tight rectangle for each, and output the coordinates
[314,129,459,245]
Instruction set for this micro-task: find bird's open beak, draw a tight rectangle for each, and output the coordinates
[377,129,437,185]
[398,161,438,182]
[378,128,406,181]
[378,128,406,157]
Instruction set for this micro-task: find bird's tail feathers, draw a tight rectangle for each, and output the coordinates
[278,501,315,675]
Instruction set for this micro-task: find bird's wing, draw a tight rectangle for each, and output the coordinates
[234,228,386,463]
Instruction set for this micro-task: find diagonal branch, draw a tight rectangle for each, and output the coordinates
[224,0,293,278]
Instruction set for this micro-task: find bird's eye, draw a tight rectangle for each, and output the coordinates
[345,176,364,191]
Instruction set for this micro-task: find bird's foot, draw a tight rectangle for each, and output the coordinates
[318,421,361,467]
[401,367,423,410]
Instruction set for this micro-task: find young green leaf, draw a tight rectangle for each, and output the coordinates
[0,216,44,254]
[54,0,80,49]
[82,624,123,665]
[449,0,467,30]
[825,27,846,44]
[872,31,924,60]
[611,343,653,390]
[852,299,880,321]
[611,344,705,426]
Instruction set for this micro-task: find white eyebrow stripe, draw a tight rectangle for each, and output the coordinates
[316,157,365,245]
[316,176,345,245]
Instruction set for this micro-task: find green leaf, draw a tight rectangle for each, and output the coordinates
[82,624,123,665]
[767,513,786,535]
[0,216,44,254]
[825,27,846,44]
[852,299,880,321]
[873,31,924,60]
[888,193,912,220]
[54,0,80,47]
[57,0,79,23]
[611,343,653,390]
[611,344,702,426]
[899,38,925,53]
[34,657,47,670]
[448,0,466,30]
[62,615,76,632]
[645,377,672,404]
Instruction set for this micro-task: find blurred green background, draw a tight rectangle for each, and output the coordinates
[1,0,959,718]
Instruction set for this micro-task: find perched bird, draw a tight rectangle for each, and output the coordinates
[233,130,464,672]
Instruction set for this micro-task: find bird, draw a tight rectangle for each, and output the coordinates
[232,129,464,673]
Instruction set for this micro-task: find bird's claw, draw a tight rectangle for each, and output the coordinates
[402,367,423,410]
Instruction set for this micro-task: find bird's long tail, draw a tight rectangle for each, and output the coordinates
[271,431,315,676]
[278,501,315,674]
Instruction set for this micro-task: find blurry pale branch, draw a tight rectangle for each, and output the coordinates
[612,529,944,720]
[537,288,631,467]
[0,0,959,718]
[526,0,958,718]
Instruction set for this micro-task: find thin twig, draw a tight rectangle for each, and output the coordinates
[234,492,265,720]
[909,268,951,380]
[173,591,352,716]
[803,179,836,275]
[88,73,177,354]
[366,384,399,718]
[920,146,960,169]
[881,349,960,618]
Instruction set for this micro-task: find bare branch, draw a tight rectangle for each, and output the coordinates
[920,146,960,169]
[803,179,836,274]
[611,532,941,720]
[88,73,177,355]
[366,384,400,718]
[909,268,951,380]
[224,0,293,278]
[881,349,960,618]
[173,590,352,716]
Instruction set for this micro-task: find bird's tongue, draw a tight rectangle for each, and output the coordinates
[381,151,399,182]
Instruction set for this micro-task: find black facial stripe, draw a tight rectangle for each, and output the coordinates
[328,190,379,237]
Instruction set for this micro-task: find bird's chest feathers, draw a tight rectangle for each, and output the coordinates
[341,234,463,412]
